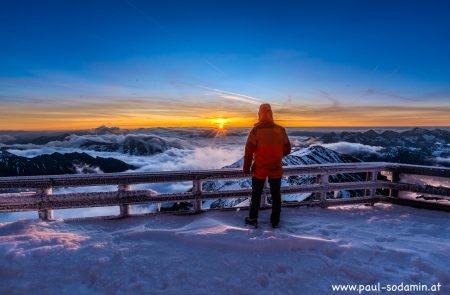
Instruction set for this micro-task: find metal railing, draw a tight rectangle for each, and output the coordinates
[0,162,449,220]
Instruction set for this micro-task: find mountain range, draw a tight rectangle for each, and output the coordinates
[2,127,449,165]
[0,151,134,177]
[318,128,450,166]
[319,127,450,148]
[78,135,186,156]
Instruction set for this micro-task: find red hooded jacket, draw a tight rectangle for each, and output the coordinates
[243,104,291,179]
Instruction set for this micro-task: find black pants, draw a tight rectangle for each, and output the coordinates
[249,177,282,224]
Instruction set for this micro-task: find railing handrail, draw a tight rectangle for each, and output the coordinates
[1,162,449,220]
[0,162,396,189]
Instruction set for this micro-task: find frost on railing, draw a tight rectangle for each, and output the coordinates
[0,162,449,221]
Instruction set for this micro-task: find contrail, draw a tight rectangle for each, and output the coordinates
[200,86,263,105]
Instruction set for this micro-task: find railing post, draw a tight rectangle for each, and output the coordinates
[365,171,378,197]
[38,186,54,221]
[193,180,202,213]
[118,184,131,217]
[390,170,400,197]
[317,174,329,208]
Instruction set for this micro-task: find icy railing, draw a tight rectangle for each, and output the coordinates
[0,162,449,220]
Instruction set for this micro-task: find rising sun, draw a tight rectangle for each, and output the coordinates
[212,118,227,130]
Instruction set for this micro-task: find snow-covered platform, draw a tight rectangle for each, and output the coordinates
[1,204,448,295]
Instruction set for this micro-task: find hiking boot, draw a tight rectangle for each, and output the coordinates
[271,217,279,229]
[245,217,258,227]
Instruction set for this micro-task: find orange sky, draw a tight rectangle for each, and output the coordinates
[1,101,449,131]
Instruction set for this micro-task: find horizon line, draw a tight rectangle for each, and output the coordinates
[2,125,450,132]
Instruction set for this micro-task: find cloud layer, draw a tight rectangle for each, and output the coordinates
[318,142,384,155]
[6,132,244,173]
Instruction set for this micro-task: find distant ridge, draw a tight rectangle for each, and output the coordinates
[0,151,134,177]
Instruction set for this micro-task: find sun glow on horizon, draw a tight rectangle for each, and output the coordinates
[211,118,229,130]
[1,108,450,131]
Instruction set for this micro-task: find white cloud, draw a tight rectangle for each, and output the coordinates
[435,157,450,164]
[318,142,383,155]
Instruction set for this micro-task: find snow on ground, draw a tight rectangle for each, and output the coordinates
[0,204,449,295]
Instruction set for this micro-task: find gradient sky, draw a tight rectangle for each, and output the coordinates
[1,0,449,130]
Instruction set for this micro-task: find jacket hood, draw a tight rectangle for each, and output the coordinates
[257,103,274,124]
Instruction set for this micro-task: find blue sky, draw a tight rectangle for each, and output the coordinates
[1,0,449,129]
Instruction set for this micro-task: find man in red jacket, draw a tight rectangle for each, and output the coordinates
[243,103,291,228]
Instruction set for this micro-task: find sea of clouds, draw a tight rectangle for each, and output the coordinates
[6,137,244,172]
[2,129,389,192]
